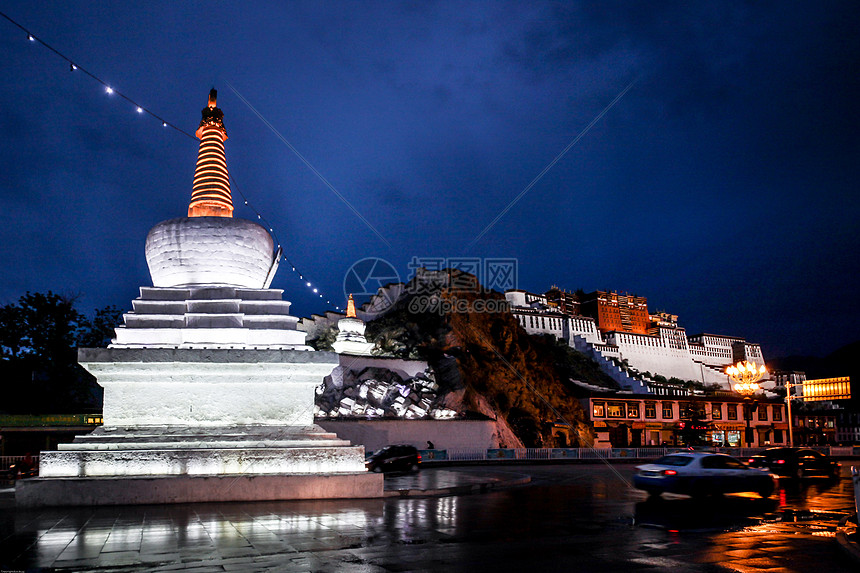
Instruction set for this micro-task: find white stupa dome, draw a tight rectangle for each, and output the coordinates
[142,89,279,290]
[145,217,277,288]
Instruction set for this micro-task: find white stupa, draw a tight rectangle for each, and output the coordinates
[17,90,381,506]
[332,295,376,355]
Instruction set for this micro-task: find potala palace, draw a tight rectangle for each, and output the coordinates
[303,281,768,400]
[504,287,766,395]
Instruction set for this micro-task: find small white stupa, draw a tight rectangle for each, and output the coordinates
[17,90,381,507]
[332,295,376,356]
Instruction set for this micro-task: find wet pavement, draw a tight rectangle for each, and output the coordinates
[0,463,857,572]
[383,468,530,496]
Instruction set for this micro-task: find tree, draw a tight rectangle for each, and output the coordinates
[307,325,338,351]
[0,292,119,413]
[79,305,124,348]
[679,403,710,446]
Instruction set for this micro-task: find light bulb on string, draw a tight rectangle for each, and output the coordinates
[11,14,338,314]
[6,10,342,318]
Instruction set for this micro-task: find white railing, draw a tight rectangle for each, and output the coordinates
[446,448,488,461]
[0,455,39,470]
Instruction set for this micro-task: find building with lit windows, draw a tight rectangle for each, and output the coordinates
[581,394,788,448]
[579,290,650,335]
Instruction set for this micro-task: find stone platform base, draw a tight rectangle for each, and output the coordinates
[16,472,383,507]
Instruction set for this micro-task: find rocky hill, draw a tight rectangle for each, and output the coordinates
[354,270,618,447]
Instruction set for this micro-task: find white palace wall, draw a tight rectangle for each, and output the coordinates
[606,331,701,382]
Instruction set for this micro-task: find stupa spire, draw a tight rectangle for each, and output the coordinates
[346,294,357,318]
[188,89,234,217]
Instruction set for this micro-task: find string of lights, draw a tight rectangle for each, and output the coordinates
[1,10,342,312]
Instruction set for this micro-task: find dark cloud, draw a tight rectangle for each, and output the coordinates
[0,1,857,357]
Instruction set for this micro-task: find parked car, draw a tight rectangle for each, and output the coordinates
[365,445,421,473]
[745,447,841,480]
[633,452,777,498]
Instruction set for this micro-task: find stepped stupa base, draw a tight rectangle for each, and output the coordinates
[16,472,382,507]
[17,89,387,507]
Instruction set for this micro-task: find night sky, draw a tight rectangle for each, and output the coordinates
[1,2,858,359]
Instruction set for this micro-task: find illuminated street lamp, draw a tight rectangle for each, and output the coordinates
[727,361,767,448]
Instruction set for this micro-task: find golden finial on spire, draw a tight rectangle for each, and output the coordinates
[346,294,357,318]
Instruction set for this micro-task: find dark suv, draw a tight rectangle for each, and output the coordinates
[365,445,421,473]
[746,447,840,479]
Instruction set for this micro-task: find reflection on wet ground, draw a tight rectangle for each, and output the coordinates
[633,474,855,532]
[384,468,528,493]
[0,464,857,572]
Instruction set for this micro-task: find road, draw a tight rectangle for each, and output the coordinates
[0,462,857,571]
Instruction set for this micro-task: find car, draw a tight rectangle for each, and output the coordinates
[365,445,421,473]
[745,447,841,480]
[633,452,777,498]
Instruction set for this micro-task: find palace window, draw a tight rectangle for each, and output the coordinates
[606,402,626,418]
[758,407,768,421]
[711,403,722,420]
[592,402,605,418]
[661,402,674,419]
[773,406,782,421]
[627,403,640,418]
[727,404,738,420]
[644,403,656,419]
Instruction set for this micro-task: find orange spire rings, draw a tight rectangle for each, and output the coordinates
[188,89,233,217]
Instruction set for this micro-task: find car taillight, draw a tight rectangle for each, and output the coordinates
[417,454,422,461]
[775,459,785,464]
[747,458,755,463]
[662,469,677,476]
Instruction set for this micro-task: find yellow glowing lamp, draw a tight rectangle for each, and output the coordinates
[726,360,766,396]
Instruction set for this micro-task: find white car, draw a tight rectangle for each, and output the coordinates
[633,452,777,498]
